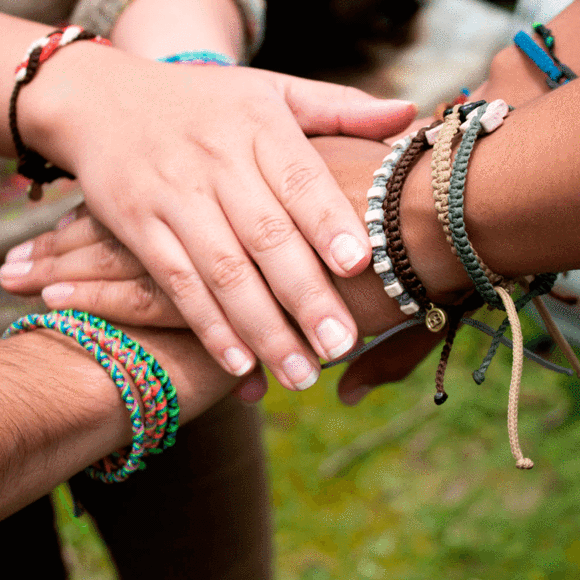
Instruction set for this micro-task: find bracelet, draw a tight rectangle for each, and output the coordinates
[381,121,484,404]
[10,26,111,201]
[447,102,515,309]
[431,104,462,254]
[157,51,236,66]
[436,100,513,293]
[3,311,146,482]
[62,310,179,451]
[365,131,422,316]
[531,22,577,82]
[2,310,179,482]
[514,30,573,89]
[56,311,177,454]
[383,122,448,328]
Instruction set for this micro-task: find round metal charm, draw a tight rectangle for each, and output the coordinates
[425,304,447,332]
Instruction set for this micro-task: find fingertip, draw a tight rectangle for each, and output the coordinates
[339,384,373,406]
[329,233,371,276]
[223,346,257,377]
[41,283,75,307]
[231,369,269,404]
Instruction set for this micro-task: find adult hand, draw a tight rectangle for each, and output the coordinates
[0,205,440,406]
[18,44,417,391]
[1,205,271,403]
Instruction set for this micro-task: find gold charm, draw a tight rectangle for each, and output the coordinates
[425,303,447,332]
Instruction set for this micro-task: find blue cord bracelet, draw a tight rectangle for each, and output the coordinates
[156,50,236,66]
[514,31,569,89]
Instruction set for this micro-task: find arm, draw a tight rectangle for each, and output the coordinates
[6,73,580,358]
[0,8,416,391]
[0,323,239,520]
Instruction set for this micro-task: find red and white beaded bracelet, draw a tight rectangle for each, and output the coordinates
[10,26,112,200]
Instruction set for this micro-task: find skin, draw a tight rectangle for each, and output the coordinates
[0,6,417,392]
[2,0,580,521]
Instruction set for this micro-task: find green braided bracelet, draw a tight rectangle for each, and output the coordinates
[3,312,147,483]
[447,104,506,308]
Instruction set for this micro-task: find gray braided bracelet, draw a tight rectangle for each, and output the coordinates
[447,103,508,309]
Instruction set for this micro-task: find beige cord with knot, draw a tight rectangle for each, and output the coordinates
[432,104,461,250]
[495,286,534,469]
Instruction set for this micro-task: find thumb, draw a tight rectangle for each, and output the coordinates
[274,72,417,140]
[337,324,443,406]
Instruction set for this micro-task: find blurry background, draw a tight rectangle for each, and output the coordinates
[2,1,580,578]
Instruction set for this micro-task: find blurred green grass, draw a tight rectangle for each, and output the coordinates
[53,310,580,579]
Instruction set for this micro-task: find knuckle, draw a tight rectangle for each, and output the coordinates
[127,276,159,314]
[340,84,366,102]
[85,280,109,311]
[166,268,203,301]
[249,214,295,253]
[292,278,327,311]
[279,161,324,206]
[248,320,288,354]
[312,206,337,239]
[207,254,252,290]
[34,232,58,257]
[95,238,124,273]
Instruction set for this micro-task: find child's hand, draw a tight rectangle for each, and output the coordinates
[18,46,417,390]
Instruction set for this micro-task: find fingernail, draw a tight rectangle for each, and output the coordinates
[282,354,319,391]
[342,385,373,406]
[5,241,33,263]
[316,317,354,360]
[224,347,253,377]
[42,283,75,305]
[0,261,33,277]
[57,209,76,230]
[330,233,368,272]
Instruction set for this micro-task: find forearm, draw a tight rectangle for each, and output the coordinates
[0,325,237,520]
[400,77,580,301]
[110,0,245,61]
[477,0,580,108]
[313,76,580,334]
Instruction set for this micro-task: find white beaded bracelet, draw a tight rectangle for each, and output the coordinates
[365,131,421,316]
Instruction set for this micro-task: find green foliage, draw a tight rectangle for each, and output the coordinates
[54,314,580,579]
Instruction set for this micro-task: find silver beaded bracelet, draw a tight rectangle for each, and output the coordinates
[364,132,421,316]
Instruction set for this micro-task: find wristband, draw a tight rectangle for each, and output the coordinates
[157,51,236,66]
[10,27,111,201]
[2,310,179,482]
[3,311,147,483]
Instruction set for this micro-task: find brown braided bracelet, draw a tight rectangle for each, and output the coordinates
[383,122,448,330]
[9,27,111,200]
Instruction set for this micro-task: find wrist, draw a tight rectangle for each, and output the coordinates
[399,143,474,303]
[110,0,244,62]
[16,40,131,175]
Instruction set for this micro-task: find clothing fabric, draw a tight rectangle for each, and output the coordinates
[0,0,266,60]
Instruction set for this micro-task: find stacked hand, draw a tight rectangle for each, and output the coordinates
[1,202,444,406]
[15,45,417,391]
